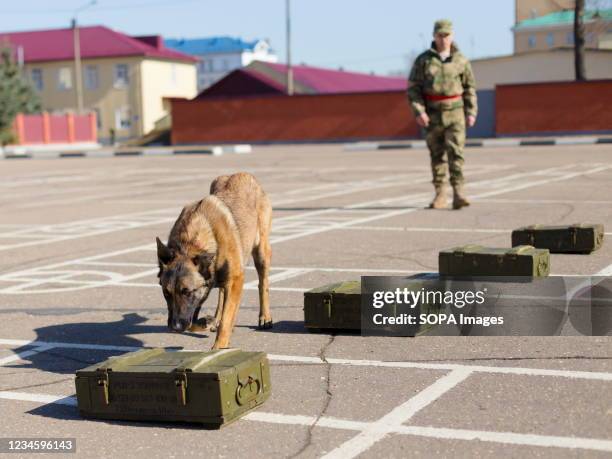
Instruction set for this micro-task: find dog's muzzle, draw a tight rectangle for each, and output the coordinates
[169,317,191,333]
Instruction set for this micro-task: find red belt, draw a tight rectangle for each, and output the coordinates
[425,94,461,101]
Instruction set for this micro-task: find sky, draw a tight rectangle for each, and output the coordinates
[0,0,516,75]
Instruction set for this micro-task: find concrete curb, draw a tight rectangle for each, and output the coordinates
[344,136,612,152]
[0,144,252,160]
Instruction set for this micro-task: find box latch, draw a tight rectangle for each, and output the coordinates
[96,368,110,405]
[569,225,578,245]
[323,294,332,319]
[174,370,188,406]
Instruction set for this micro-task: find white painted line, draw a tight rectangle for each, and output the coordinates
[0,344,56,366]
[244,268,312,289]
[0,391,77,406]
[245,412,369,430]
[322,368,473,459]
[0,339,140,352]
[394,424,612,452]
[2,339,611,381]
[341,226,509,234]
[595,263,612,277]
[478,198,612,205]
[245,412,612,452]
[0,391,610,453]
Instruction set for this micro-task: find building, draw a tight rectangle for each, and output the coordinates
[472,48,612,90]
[515,0,574,23]
[164,36,278,91]
[513,8,612,53]
[197,60,406,98]
[0,26,197,143]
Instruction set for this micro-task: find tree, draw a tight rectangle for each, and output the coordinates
[574,0,586,81]
[0,46,41,145]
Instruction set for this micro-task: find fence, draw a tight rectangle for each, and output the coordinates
[12,112,97,145]
[495,80,612,136]
[171,91,419,144]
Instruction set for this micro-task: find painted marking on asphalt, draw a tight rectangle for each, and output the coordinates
[0,391,609,453]
[1,339,611,381]
[322,369,473,459]
[0,344,56,366]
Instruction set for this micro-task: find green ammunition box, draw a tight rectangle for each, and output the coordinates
[75,348,270,428]
[512,223,604,253]
[303,280,441,335]
[439,245,550,277]
[304,281,362,331]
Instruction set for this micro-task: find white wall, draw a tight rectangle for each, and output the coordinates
[472,50,612,90]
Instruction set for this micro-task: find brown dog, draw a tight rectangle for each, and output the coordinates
[156,172,272,349]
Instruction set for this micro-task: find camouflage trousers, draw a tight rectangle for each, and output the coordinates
[424,108,466,186]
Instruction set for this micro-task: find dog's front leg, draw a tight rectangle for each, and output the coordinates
[208,287,225,332]
[212,274,243,349]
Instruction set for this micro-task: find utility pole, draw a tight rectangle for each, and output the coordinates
[286,0,293,95]
[72,1,96,114]
[72,18,84,113]
[574,0,586,81]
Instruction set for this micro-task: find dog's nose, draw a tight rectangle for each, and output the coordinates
[171,319,187,332]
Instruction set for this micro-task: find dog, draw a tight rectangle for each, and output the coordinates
[156,172,272,349]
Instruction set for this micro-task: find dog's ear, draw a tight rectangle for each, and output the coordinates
[156,237,175,267]
[193,252,215,280]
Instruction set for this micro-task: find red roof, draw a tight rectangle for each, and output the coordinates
[198,61,406,98]
[261,62,406,93]
[0,26,196,63]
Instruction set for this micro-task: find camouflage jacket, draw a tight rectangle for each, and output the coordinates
[407,42,477,118]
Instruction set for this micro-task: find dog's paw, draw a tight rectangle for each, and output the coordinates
[258,318,273,330]
[188,315,217,333]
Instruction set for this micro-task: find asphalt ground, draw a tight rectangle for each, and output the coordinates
[0,143,611,458]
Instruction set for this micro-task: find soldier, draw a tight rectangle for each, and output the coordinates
[407,19,477,210]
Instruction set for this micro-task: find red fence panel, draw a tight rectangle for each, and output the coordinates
[21,114,45,144]
[171,91,418,144]
[49,115,70,143]
[12,112,97,144]
[495,80,612,136]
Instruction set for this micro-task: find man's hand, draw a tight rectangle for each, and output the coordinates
[415,112,430,128]
[467,115,476,127]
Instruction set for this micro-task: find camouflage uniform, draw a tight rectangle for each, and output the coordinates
[407,20,477,208]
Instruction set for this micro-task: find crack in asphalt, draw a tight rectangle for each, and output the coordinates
[290,334,336,459]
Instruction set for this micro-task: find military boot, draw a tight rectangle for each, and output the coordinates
[452,184,470,210]
[429,183,448,209]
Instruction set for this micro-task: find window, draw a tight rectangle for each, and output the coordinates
[206,60,214,72]
[57,67,72,90]
[115,106,132,130]
[84,65,99,90]
[114,64,129,87]
[31,68,43,91]
[546,32,554,47]
[566,31,574,45]
[222,59,229,71]
[586,32,595,43]
[528,35,537,48]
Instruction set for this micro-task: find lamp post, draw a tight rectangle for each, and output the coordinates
[72,0,96,114]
